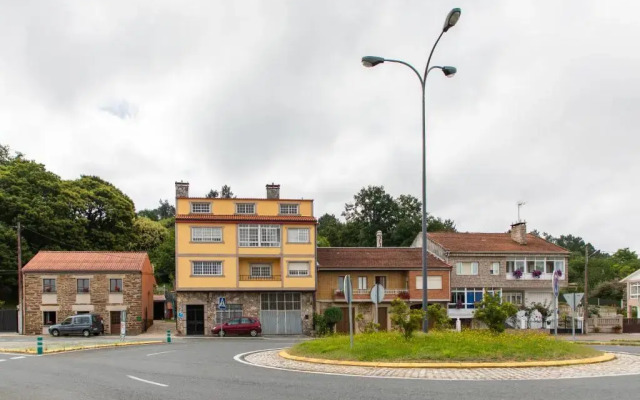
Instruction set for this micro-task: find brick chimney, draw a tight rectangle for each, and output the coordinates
[175,181,189,198]
[510,222,527,245]
[376,230,383,248]
[266,183,280,199]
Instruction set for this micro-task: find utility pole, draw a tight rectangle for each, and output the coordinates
[17,221,23,334]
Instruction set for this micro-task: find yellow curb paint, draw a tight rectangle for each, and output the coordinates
[0,341,162,355]
[279,350,616,369]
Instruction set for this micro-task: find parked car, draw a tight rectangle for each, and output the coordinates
[212,317,261,337]
[48,313,103,337]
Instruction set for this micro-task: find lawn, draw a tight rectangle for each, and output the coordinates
[289,330,602,362]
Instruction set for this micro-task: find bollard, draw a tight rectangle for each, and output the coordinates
[166,330,171,343]
[37,336,43,355]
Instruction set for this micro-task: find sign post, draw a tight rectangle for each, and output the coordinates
[344,275,354,349]
[552,271,560,338]
[218,297,227,337]
[563,292,584,340]
[370,284,385,326]
[120,310,127,341]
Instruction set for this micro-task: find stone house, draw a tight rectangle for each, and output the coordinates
[21,251,155,335]
[316,246,452,332]
[412,222,570,325]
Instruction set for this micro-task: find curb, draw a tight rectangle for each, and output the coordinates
[573,341,640,347]
[0,340,164,354]
[279,350,616,369]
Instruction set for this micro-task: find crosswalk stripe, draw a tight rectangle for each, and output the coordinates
[10,356,26,360]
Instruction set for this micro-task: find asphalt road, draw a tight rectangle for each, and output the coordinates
[1,339,639,400]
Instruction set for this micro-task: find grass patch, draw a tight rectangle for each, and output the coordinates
[290,331,602,362]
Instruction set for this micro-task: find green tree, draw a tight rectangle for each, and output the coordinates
[343,185,398,247]
[591,280,626,301]
[137,199,175,220]
[149,222,175,284]
[323,307,343,332]
[474,293,518,333]
[610,248,640,279]
[426,303,451,330]
[390,298,425,339]
[220,185,234,198]
[131,217,169,251]
[206,189,219,198]
[317,235,330,247]
[317,214,344,246]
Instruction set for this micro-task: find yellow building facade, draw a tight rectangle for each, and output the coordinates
[174,182,316,335]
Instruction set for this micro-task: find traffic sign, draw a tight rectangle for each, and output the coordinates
[343,276,353,303]
[370,284,385,304]
[563,293,584,311]
[218,297,227,310]
[177,311,184,319]
[552,271,560,297]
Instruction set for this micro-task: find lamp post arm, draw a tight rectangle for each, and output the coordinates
[384,59,424,87]
[424,31,445,83]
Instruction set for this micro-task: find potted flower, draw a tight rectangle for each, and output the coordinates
[114,286,121,292]
[532,270,542,278]
[555,270,563,278]
[613,325,622,333]
[398,291,410,300]
[513,269,523,279]
[44,287,52,293]
[334,290,344,298]
[83,287,89,293]
[456,300,464,309]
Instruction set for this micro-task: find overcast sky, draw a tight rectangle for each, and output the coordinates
[1,1,638,254]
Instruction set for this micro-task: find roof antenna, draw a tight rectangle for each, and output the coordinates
[517,201,526,223]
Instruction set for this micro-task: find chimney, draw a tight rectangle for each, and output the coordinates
[510,222,527,245]
[175,181,189,198]
[376,230,383,248]
[266,183,280,199]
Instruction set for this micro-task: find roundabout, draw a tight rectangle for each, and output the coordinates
[238,348,640,381]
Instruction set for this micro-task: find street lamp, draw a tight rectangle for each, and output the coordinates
[361,8,461,333]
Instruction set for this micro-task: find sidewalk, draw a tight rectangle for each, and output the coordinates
[559,333,640,342]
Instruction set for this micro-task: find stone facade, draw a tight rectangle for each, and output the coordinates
[176,291,314,335]
[23,272,149,335]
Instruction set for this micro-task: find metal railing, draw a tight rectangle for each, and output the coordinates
[239,275,281,281]
[350,288,409,295]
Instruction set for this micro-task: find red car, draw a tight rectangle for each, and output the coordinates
[212,317,262,337]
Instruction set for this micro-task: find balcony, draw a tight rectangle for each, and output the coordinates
[334,288,409,301]
[239,275,281,281]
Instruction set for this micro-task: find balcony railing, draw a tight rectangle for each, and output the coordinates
[240,275,281,281]
[352,288,408,295]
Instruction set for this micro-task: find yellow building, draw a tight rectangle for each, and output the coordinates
[174,182,317,335]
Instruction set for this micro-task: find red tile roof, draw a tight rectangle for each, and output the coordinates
[22,251,151,273]
[428,232,570,254]
[176,214,317,224]
[181,197,312,202]
[317,248,451,270]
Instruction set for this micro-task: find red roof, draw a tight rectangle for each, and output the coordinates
[176,214,317,224]
[22,251,151,273]
[428,232,569,254]
[181,197,312,202]
[317,248,451,270]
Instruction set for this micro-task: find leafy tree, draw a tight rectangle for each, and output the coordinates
[313,313,329,336]
[323,307,343,332]
[317,214,343,246]
[610,248,640,279]
[426,303,451,330]
[137,199,175,221]
[317,235,330,247]
[591,280,626,301]
[474,293,518,333]
[206,189,219,198]
[149,223,175,285]
[220,185,234,198]
[131,217,169,251]
[390,298,425,339]
[343,185,398,247]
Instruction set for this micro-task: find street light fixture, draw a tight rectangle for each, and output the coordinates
[361,8,461,333]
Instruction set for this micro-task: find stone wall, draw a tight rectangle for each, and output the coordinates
[23,272,146,335]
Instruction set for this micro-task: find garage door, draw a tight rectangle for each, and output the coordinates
[260,293,302,335]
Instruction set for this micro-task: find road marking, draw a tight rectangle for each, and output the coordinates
[10,356,26,360]
[127,375,168,387]
[0,359,6,362]
[146,350,175,357]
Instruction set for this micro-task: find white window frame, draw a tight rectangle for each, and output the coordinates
[287,228,310,243]
[192,261,223,276]
[250,264,272,278]
[235,203,256,214]
[503,292,523,305]
[631,283,640,299]
[238,224,281,247]
[416,276,443,290]
[279,203,299,215]
[490,262,500,275]
[288,262,310,277]
[455,262,478,276]
[191,227,223,243]
[190,202,211,214]
[358,276,367,290]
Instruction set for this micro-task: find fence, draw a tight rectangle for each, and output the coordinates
[587,316,623,333]
[623,318,640,333]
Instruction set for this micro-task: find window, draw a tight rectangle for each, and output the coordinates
[279,204,299,215]
[503,292,523,305]
[236,203,255,214]
[241,317,252,324]
[190,202,211,213]
[507,259,525,274]
[375,276,387,287]
[455,262,479,275]
[287,228,310,243]
[43,311,56,326]
[61,317,72,325]
[191,227,223,242]
[261,292,300,310]
[485,288,502,299]
[238,224,280,247]
[545,260,555,274]
[337,276,345,291]
[288,262,310,276]
[506,261,515,273]
[43,279,56,293]
[450,288,483,309]
[631,283,640,299]
[554,260,565,275]
[534,259,545,272]
[192,261,223,276]
[358,276,367,290]
[215,304,243,324]
[416,276,443,290]
[490,262,500,275]
[77,279,90,293]
[110,279,123,293]
[250,264,272,278]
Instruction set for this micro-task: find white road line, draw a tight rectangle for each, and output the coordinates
[10,356,26,360]
[126,375,168,387]
[146,350,176,357]
[0,359,6,362]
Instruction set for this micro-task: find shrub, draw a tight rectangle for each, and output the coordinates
[390,298,425,340]
[593,326,601,333]
[313,313,329,336]
[427,303,451,330]
[323,307,343,332]
[612,325,622,333]
[473,293,518,333]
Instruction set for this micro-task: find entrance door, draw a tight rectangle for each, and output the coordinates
[154,301,164,320]
[336,307,355,333]
[110,312,121,334]
[377,307,388,331]
[186,305,204,335]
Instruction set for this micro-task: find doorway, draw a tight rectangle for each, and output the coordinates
[377,307,388,331]
[110,311,121,334]
[186,305,205,335]
[154,301,164,320]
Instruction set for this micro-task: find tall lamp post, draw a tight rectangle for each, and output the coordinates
[361,8,461,333]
